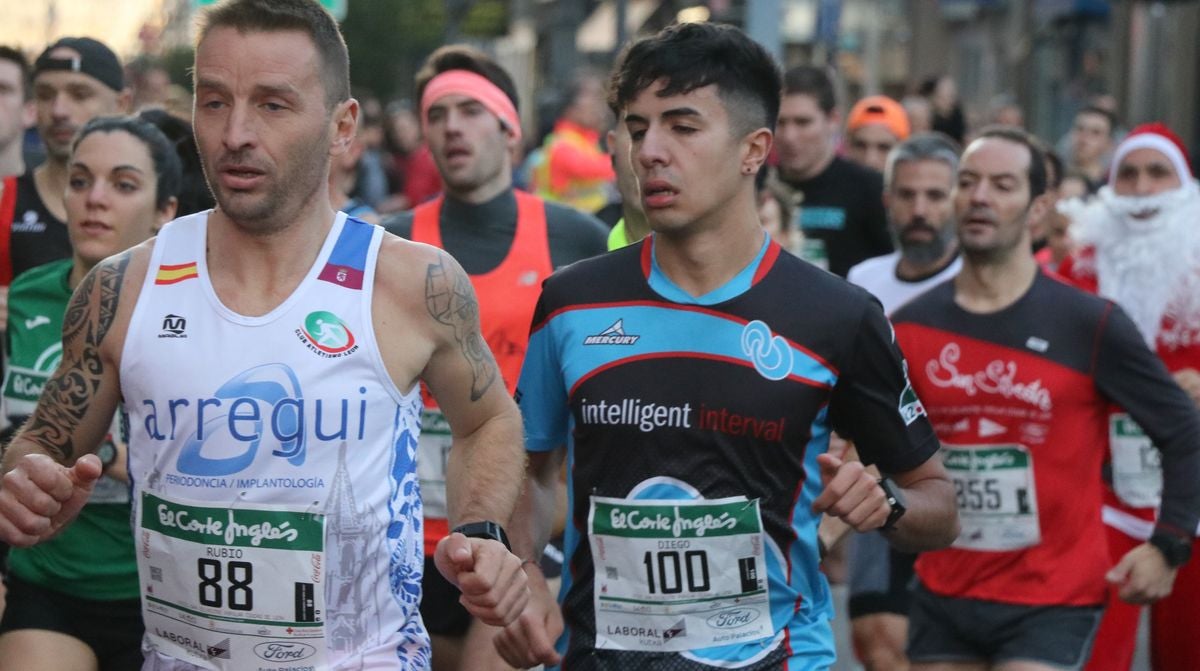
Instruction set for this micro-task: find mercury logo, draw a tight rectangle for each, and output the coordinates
[583,319,640,345]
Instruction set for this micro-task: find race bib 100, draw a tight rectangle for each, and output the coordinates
[588,496,772,652]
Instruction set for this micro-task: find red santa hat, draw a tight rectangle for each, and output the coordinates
[1109,122,1194,183]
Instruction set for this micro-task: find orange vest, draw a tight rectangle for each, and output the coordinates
[410,191,553,553]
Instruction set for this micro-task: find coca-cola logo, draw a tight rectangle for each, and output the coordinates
[253,641,317,661]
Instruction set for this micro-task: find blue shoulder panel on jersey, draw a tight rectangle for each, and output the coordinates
[319,217,375,289]
[545,304,839,398]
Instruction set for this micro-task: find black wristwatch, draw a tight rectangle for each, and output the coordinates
[96,439,118,472]
[878,477,907,532]
[1149,532,1192,568]
[452,521,512,551]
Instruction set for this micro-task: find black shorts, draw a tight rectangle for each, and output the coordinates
[847,531,916,618]
[420,536,566,637]
[907,580,1102,670]
[0,574,144,671]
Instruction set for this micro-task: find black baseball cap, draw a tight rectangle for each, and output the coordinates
[33,37,124,92]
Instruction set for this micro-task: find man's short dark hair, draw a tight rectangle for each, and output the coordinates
[1075,104,1117,138]
[609,22,781,136]
[976,125,1047,200]
[0,46,30,100]
[196,0,350,109]
[414,45,520,113]
[782,65,836,115]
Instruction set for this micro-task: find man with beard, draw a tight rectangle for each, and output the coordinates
[844,132,962,671]
[1057,123,1200,671]
[892,127,1200,671]
[0,1,531,668]
[848,133,962,311]
[382,45,607,671]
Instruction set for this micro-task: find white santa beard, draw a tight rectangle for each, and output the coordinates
[1081,182,1200,346]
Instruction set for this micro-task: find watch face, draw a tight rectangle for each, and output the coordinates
[97,442,117,467]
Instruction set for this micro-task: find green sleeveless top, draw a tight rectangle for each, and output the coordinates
[4,259,138,600]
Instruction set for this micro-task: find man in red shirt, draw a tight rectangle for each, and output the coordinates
[1058,123,1200,671]
[892,127,1200,671]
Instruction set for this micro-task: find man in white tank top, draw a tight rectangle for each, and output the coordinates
[0,2,529,669]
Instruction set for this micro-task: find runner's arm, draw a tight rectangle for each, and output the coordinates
[495,280,569,668]
[419,249,526,530]
[876,455,958,553]
[509,449,564,566]
[0,252,134,544]
[1094,302,1200,543]
[404,247,529,625]
[827,299,958,552]
[495,445,566,669]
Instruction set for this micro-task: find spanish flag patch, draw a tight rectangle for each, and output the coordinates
[155,262,199,285]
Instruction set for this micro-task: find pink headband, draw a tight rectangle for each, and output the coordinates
[420,70,522,142]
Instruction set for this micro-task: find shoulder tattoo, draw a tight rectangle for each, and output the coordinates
[424,253,497,402]
[23,252,130,461]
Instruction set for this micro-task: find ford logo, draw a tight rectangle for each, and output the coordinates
[706,607,760,630]
[253,641,318,661]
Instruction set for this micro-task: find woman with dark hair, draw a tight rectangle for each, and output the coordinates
[0,115,181,671]
[137,108,214,218]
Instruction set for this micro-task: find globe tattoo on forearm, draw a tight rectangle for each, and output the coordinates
[425,252,497,402]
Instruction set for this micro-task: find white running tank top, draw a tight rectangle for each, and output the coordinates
[121,212,429,670]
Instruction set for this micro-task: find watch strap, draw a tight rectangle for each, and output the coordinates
[878,477,907,532]
[452,520,512,552]
[1149,532,1192,568]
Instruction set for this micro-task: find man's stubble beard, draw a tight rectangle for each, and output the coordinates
[205,138,330,236]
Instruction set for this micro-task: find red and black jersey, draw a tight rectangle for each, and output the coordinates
[892,270,1200,606]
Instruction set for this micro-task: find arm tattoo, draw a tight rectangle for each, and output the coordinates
[425,253,496,401]
[23,252,130,462]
